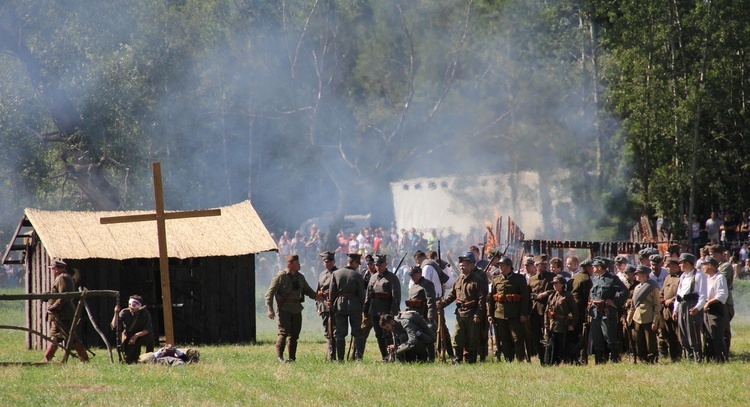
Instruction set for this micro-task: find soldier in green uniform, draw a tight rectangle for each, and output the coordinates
[266,254,324,362]
[440,253,486,364]
[545,276,578,365]
[528,254,554,361]
[659,257,682,361]
[42,259,89,363]
[568,258,592,363]
[364,254,401,361]
[317,251,338,360]
[709,244,734,354]
[329,253,366,361]
[620,264,638,361]
[379,311,436,362]
[588,258,627,364]
[488,256,529,362]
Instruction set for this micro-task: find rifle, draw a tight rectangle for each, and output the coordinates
[388,331,400,362]
[394,252,408,274]
[437,307,446,362]
[115,292,123,363]
[482,243,509,274]
[437,241,442,264]
[542,305,553,366]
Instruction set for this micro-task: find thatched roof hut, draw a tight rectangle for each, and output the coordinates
[2,200,277,349]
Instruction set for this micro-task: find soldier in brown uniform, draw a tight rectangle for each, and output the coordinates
[567,258,593,363]
[352,254,378,360]
[472,253,491,362]
[329,253,366,361]
[527,254,554,361]
[627,265,662,363]
[545,276,578,365]
[440,253,486,364]
[266,254,324,362]
[364,254,401,361]
[488,257,529,362]
[620,264,638,361]
[42,259,89,363]
[659,257,682,361]
[317,251,338,360]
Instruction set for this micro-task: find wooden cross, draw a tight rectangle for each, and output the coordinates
[99,162,221,345]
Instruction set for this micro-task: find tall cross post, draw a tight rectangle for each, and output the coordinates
[100,162,221,345]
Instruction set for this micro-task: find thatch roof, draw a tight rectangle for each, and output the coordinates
[23,200,277,260]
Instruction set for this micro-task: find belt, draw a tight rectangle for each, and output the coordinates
[676,293,698,302]
[282,297,303,303]
[374,292,392,300]
[405,299,424,308]
[493,293,522,304]
[338,293,355,297]
[456,300,478,310]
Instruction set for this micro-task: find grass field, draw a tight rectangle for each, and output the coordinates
[2,284,750,406]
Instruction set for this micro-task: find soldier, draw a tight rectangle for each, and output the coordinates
[406,266,437,324]
[659,257,683,362]
[620,264,638,361]
[364,254,401,361]
[329,253,366,361]
[316,251,338,360]
[471,251,490,362]
[112,294,154,364]
[588,258,627,364]
[418,250,455,360]
[568,258,593,364]
[628,265,662,363]
[440,253,486,364]
[673,252,707,362]
[701,255,728,362]
[42,259,89,363]
[545,276,578,365]
[708,244,734,354]
[488,256,529,362]
[266,254,324,362]
[528,254,554,362]
[379,311,436,363]
[614,255,630,285]
[357,254,378,356]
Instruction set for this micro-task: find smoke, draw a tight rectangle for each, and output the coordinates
[0,1,633,249]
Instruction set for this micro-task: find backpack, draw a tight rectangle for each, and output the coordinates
[424,259,450,285]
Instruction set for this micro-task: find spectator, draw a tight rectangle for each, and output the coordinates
[706,211,722,244]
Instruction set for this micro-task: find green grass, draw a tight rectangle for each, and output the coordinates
[2,286,750,406]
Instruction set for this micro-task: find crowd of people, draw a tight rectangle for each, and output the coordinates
[264,240,738,364]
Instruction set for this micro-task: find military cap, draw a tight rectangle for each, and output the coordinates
[458,252,476,263]
[649,254,663,264]
[639,247,659,259]
[591,258,606,267]
[624,264,636,274]
[678,252,696,265]
[635,265,651,275]
[347,253,362,262]
[703,255,719,268]
[665,257,679,265]
[708,244,725,254]
[552,276,566,285]
[285,254,300,263]
[534,254,548,264]
[409,266,423,275]
[579,259,593,268]
[524,256,535,265]
[498,257,513,267]
[614,255,629,264]
[48,258,67,269]
[365,254,375,264]
[374,254,387,264]
[320,251,335,261]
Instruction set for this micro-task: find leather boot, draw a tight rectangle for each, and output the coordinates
[377,338,388,360]
[42,343,57,362]
[275,336,286,362]
[609,349,621,363]
[72,342,89,363]
[287,338,297,362]
[467,350,477,364]
[336,338,346,362]
[594,351,606,365]
[354,337,366,360]
[453,346,463,364]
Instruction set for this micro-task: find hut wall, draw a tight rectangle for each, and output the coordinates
[25,243,257,349]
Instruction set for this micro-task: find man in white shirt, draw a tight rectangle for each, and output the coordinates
[672,253,707,362]
[702,256,728,362]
